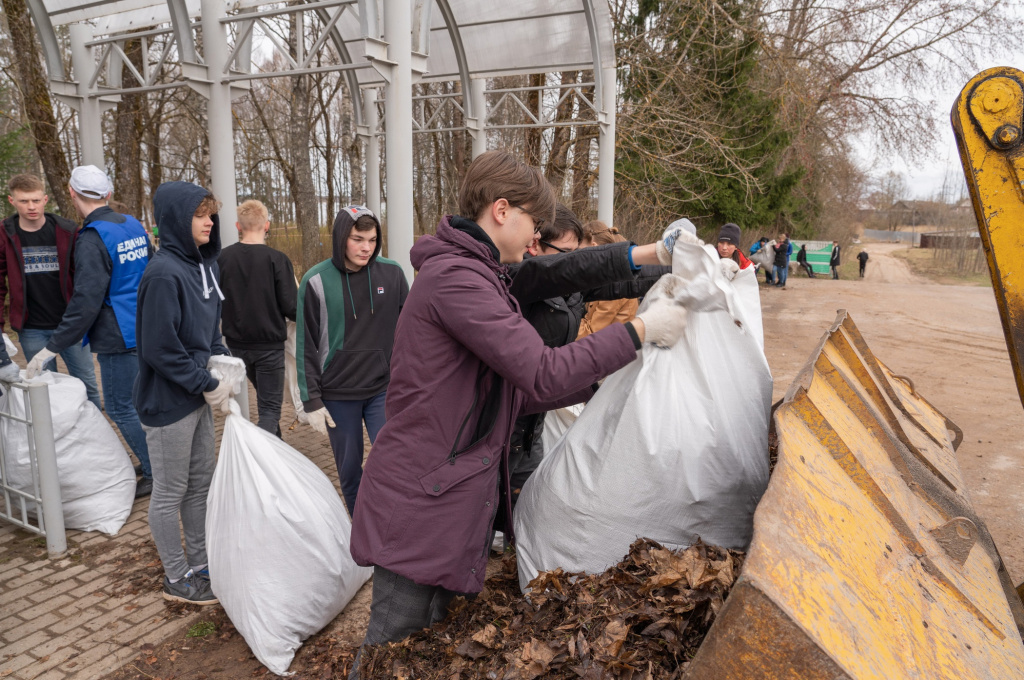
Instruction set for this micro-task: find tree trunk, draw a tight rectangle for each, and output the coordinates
[145,96,165,223]
[524,73,544,166]
[290,72,319,270]
[1,0,73,217]
[571,81,598,220]
[114,38,145,217]
[544,71,579,195]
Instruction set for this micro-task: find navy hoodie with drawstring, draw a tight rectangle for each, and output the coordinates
[296,206,409,412]
[133,182,229,427]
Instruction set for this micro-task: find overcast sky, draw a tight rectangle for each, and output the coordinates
[862,56,1022,201]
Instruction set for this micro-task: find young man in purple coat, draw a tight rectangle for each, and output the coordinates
[347,150,691,676]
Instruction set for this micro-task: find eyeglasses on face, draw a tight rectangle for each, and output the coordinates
[539,240,573,254]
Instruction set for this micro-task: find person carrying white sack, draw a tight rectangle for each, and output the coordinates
[514,217,771,591]
[134,182,238,606]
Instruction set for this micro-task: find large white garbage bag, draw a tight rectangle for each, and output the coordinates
[515,241,772,591]
[3,332,17,357]
[283,321,308,424]
[540,402,585,455]
[0,371,134,534]
[206,404,371,675]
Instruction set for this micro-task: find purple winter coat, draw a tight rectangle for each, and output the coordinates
[349,216,640,593]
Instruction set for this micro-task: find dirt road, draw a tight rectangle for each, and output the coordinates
[762,248,1024,581]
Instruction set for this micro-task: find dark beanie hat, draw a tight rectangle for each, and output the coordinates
[717,222,741,244]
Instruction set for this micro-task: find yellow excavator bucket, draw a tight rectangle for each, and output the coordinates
[685,312,1024,679]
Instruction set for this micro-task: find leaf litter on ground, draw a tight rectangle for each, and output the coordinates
[354,537,744,679]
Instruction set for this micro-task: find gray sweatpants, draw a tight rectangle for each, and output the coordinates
[349,566,465,679]
[144,405,216,581]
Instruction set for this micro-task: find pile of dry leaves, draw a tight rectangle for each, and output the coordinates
[358,538,744,679]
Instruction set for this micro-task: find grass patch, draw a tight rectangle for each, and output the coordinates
[891,247,992,287]
[186,621,217,638]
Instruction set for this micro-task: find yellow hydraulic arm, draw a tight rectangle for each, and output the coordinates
[953,67,1024,410]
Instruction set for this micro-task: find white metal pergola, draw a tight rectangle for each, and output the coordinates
[28,0,617,278]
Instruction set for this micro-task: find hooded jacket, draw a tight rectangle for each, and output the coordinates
[133,182,229,427]
[297,206,409,410]
[0,212,78,334]
[349,215,640,593]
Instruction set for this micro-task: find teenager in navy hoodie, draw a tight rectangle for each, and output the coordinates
[133,182,232,606]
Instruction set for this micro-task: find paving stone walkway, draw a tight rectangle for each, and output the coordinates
[0,363,342,680]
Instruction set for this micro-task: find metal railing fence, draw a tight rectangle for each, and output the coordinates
[0,381,67,558]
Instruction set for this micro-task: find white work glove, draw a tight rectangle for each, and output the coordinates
[25,348,57,379]
[656,219,703,266]
[637,275,690,348]
[203,378,235,415]
[718,258,740,281]
[306,407,336,436]
[0,361,20,384]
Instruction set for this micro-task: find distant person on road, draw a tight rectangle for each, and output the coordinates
[218,199,297,436]
[830,241,841,279]
[857,249,869,278]
[796,244,816,278]
[773,233,792,288]
[25,166,153,498]
[751,237,773,284]
[1,173,101,408]
[297,206,409,516]
[135,182,233,607]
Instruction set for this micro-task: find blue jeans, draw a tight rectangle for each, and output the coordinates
[18,329,102,410]
[773,264,789,287]
[98,351,151,479]
[324,391,387,515]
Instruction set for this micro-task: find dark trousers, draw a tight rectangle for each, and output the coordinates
[831,264,840,279]
[800,263,815,278]
[859,262,866,277]
[97,351,151,478]
[234,348,285,436]
[349,566,466,679]
[324,392,387,514]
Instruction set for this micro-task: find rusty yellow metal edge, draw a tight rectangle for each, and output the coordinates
[685,311,1024,679]
[953,66,1024,414]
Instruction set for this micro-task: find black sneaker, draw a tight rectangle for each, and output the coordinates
[162,572,218,605]
[135,478,153,498]
[133,463,143,476]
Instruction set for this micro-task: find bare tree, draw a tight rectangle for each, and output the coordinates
[0,0,72,216]
[113,38,145,217]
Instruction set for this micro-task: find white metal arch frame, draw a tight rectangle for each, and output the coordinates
[28,0,618,277]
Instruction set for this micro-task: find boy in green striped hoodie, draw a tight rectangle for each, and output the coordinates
[297,206,409,514]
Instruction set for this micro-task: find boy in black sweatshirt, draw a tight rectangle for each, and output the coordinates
[218,199,297,435]
[297,206,409,515]
[134,182,233,606]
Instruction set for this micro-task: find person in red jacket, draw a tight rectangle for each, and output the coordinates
[347,150,691,678]
[0,173,100,407]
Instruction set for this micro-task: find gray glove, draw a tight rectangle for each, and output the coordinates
[718,258,740,281]
[203,378,235,415]
[306,407,336,436]
[0,361,20,384]
[636,275,690,348]
[25,347,57,379]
